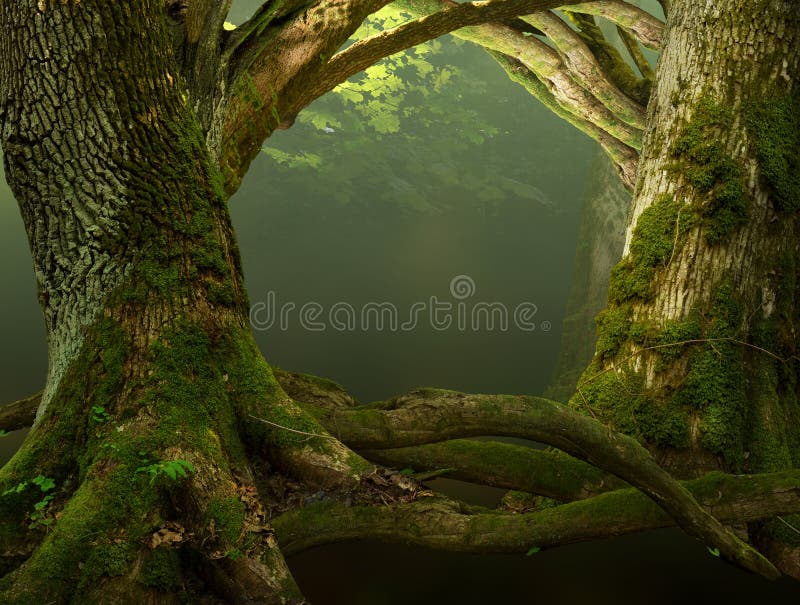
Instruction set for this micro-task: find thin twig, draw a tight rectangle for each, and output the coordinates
[776,515,800,537]
[248,414,338,440]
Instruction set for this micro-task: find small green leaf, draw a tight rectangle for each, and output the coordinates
[176,460,195,473]
[707,547,720,558]
[32,475,56,493]
[526,546,541,556]
[0,429,9,438]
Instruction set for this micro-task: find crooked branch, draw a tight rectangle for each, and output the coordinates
[307,0,588,103]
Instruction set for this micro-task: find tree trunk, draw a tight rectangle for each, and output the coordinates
[0,2,364,602]
[573,0,800,575]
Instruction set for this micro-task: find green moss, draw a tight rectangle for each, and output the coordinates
[0,462,162,603]
[78,542,134,590]
[594,305,632,359]
[223,335,328,449]
[761,515,800,547]
[653,312,702,365]
[636,400,691,449]
[608,194,690,304]
[139,548,182,592]
[669,95,748,244]
[1,318,132,490]
[206,278,236,306]
[700,400,745,467]
[608,261,653,303]
[576,354,693,451]
[629,195,688,266]
[662,283,748,467]
[107,106,246,312]
[745,90,800,211]
[206,497,246,545]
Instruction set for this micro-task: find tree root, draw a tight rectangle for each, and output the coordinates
[2,372,794,581]
[302,388,781,578]
[360,439,625,501]
[0,392,40,434]
[273,469,800,558]
[227,340,375,492]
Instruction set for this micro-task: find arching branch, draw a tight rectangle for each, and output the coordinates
[386,0,647,179]
[522,10,646,128]
[307,1,644,150]
[617,25,655,82]
[487,51,639,189]
[273,469,800,557]
[563,11,651,105]
[216,0,652,195]
[218,0,391,194]
[222,0,318,64]
[307,0,586,101]
[562,1,665,50]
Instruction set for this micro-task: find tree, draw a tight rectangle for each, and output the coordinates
[0,0,798,602]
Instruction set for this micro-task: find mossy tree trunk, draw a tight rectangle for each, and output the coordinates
[573,0,800,576]
[0,2,368,602]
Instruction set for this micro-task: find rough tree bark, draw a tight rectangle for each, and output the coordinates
[0,0,798,603]
[572,0,800,577]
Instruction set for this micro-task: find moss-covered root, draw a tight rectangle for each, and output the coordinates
[361,440,625,502]
[753,516,800,581]
[179,458,306,604]
[0,455,307,605]
[0,409,87,577]
[273,469,800,558]
[226,336,374,491]
[272,367,357,409]
[303,389,779,578]
[0,469,160,604]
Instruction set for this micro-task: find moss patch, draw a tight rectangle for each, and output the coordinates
[574,362,691,450]
[139,548,182,592]
[206,496,246,545]
[745,90,800,211]
[608,194,691,304]
[669,95,747,244]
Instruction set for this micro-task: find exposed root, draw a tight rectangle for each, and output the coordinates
[302,388,781,578]
[0,392,40,434]
[360,439,625,501]
[274,469,800,559]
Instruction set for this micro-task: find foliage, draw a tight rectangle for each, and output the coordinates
[135,459,195,485]
[90,405,111,423]
[257,6,574,215]
[1,474,57,528]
